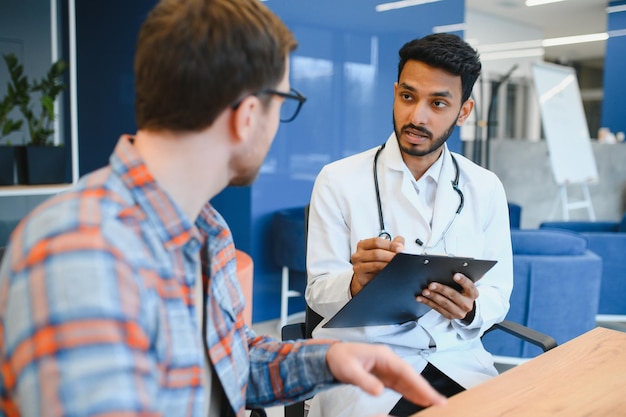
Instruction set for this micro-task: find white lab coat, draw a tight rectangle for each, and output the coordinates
[306,133,513,417]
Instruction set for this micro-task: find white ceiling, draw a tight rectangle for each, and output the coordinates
[467,0,609,62]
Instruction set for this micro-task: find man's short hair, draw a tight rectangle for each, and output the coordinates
[135,0,297,131]
[398,33,481,103]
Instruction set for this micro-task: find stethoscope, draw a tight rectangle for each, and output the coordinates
[373,143,464,250]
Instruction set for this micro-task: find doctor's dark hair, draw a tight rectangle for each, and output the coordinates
[134,0,297,132]
[398,33,481,103]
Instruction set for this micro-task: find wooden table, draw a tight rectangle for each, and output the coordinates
[414,327,626,416]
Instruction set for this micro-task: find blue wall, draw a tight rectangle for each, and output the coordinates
[75,0,150,174]
[74,0,466,322]
[602,0,626,135]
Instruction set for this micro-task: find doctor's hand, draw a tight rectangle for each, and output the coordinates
[350,236,405,296]
[416,273,479,324]
[326,342,446,409]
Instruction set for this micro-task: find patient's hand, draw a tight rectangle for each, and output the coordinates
[326,342,446,409]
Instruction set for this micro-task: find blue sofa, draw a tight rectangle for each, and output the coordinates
[508,202,522,229]
[540,214,626,318]
[482,228,602,359]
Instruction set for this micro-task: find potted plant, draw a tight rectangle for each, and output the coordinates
[3,53,68,185]
[3,53,29,184]
[0,90,23,185]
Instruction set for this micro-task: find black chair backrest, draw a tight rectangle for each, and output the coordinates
[304,304,323,338]
[303,203,324,336]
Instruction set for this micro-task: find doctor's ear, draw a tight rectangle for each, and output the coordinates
[457,98,475,125]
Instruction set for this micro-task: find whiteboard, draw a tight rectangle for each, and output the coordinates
[531,62,598,185]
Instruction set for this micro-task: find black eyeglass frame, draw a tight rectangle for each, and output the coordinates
[232,87,307,123]
[261,87,306,122]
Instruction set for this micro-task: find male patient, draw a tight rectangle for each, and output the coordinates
[306,33,513,417]
[0,1,445,416]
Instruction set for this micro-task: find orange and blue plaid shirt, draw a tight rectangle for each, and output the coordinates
[0,136,336,417]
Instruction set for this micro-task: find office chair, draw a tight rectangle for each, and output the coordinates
[272,207,307,329]
[248,408,267,417]
[280,204,557,417]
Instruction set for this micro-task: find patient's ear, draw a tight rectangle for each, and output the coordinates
[231,95,261,143]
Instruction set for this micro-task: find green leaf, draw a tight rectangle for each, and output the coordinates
[2,53,67,145]
[2,119,22,135]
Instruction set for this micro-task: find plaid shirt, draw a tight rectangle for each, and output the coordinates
[0,136,336,417]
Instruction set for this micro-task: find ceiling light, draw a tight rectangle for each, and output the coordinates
[477,32,607,54]
[433,23,466,33]
[376,0,441,13]
[542,32,608,47]
[609,29,626,38]
[525,0,567,6]
[479,48,544,61]
[477,39,543,53]
[607,4,626,13]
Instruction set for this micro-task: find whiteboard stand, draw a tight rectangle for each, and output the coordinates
[532,62,599,222]
[550,182,596,221]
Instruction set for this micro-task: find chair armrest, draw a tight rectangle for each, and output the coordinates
[282,322,306,341]
[247,408,267,417]
[486,320,557,352]
[281,322,308,417]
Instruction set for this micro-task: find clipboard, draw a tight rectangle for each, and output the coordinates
[323,253,497,328]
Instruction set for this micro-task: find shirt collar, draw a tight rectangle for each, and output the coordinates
[384,131,446,184]
[422,149,443,185]
[110,134,205,251]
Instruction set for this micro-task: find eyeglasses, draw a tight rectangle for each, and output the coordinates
[232,87,307,123]
[260,87,307,123]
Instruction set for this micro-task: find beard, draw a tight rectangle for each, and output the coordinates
[226,150,260,187]
[229,162,262,187]
[229,171,259,187]
[393,113,458,157]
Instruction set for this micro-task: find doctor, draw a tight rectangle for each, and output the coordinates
[306,33,513,417]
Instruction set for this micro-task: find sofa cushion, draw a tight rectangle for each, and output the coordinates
[511,229,587,256]
[540,220,620,233]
